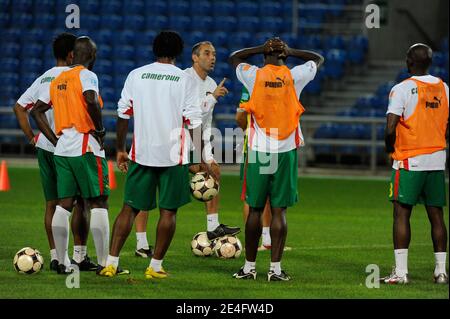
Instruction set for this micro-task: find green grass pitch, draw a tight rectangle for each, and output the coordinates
[0,167,448,299]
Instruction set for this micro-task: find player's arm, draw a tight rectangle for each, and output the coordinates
[13,103,36,146]
[30,100,58,146]
[228,45,265,68]
[284,47,325,69]
[235,109,248,130]
[116,117,129,172]
[385,113,400,154]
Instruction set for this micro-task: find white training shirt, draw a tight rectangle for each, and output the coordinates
[117,62,202,167]
[236,61,317,153]
[38,67,105,158]
[17,66,69,153]
[184,67,218,161]
[387,75,449,171]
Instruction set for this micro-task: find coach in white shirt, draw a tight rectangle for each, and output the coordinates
[100,31,213,279]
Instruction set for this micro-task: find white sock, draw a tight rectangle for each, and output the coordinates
[136,232,149,250]
[50,249,58,261]
[105,255,119,268]
[90,208,110,267]
[270,262,281,275]
[150,258,163,272]
[394,249,408,277]
[262,227,271,246]
[52,206,71,267]
[243,260,256,274]
[207,213,219,231]
[434,252,447,276]
[73,245,87,263]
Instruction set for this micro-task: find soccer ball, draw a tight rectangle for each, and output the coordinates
[214,235,242,259]
[190,172,219,202]
[191,232,215,257]
[13,247,44,274]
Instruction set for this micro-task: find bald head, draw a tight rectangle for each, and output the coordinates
[73,36,97,69]
[406,43,432,74]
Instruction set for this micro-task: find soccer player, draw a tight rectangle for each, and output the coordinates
[229,38,324,281]
[13,33,96,272]
[184,41,240,240]
[99,31,212,278]
[31,36,111,275]
[382,43,449,284]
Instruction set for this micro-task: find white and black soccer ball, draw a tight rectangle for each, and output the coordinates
[214,235,242,259]
[191,232,215,257]
[13,247,44,274]
[190,172,219,202]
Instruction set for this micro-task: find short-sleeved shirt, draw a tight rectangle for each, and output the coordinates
[236,61,317,153]
[387,75,449,171]
[39,68,104,158]
[17,66,69,153]
[117,62,202,167]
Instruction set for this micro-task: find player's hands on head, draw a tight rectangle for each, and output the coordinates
[264,38,286,56]
[212,78,228,100]
[116,151,129,173]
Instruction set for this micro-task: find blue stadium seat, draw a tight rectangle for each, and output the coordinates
[100,15,123,30]
[441,38,448,52]
[97,45,112,60]
[191,16,213,32]
[21,43,43,58]
[21,29,45,44]
[314,123,338,139]
[1,58,20,73]
[117,30,136,45]
[260,2,282,17]
[100,88,115,104]
[104,117,117,131]
[83,14,100,30]
[20,72,40,90]
[113,46,135,60]
[98,75,113,90]
[301,35,322,50]
[95,60,113,74]
[4,73,19,87]
[145,1,168,15]
[214,62,231,79]
[126,15,145,31]
[124,0,144,15]
[11,13,33,28]
[185,31,206,47]
[376,81,395,98]
[169,15,191,32]
[215,47,229,64]
[396,69,410,83]
[432,52,446,68]
[213,1,236,16]
[15,0,33,13]
[324,49,346,79]
[146,15,168,31]
[261,17,283,33]
[78,0,100,13]
[2,28,21,44]
[100,0,122,14]
[192,1,212,16]
[430,67,449,82]
[236,2,258,16]
[211,32,228,47]
[1,43,20,58]
[37,13,56,29]
[0,115,20,129]
[279,33,297,47]
[0,13,9,28]
[135,45,151,61]
[227,32,252,49]
[324,35,345,50]
[168,1,189,15]
[213,17,237,32]
[113,60,135,77]
[237,16,260,33]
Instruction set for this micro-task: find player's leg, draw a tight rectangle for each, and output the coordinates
[37,148,60,269]
[205,161,240,239]
[52,155,79,273]
[101,161,157,277]
[70,198,97,270]
[267,149,298,281]
[423,170,448,283]
[259,199,272,250]
[135,210,153,258]
[234,150,270,279]
[145,165,191,279]
[383,169,423,284]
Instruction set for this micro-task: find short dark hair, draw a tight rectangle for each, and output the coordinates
[53,33,77,60]
[153,31,184,59]
[192,41,213,56]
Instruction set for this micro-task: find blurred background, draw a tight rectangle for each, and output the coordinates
[0,0,448,174]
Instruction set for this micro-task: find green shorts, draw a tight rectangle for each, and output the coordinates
[123,161,191,211]
[54,153,110,199]
[242,149,298,208]
[37,148,58,201]
[388,169,447,207]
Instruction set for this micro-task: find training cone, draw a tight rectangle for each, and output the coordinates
[107,160,117,190]
[0,160,10,192]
